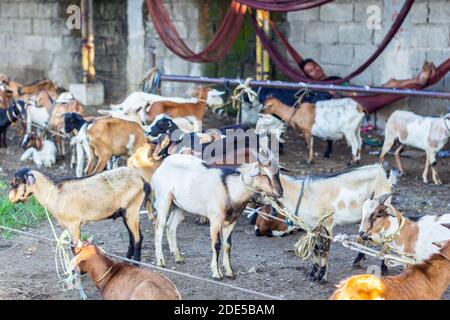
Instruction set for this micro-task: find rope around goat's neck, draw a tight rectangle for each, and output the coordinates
[94,265,114,284]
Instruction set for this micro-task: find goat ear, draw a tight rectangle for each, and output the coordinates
[25,173,36,186]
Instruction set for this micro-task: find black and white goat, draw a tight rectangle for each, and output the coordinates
[0,102,22,148]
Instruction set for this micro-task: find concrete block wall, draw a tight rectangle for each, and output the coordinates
[287,0,450,125]
[0,0,80,88]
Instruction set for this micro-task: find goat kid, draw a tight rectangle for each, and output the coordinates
[330,240,450,300]
[262,97,364,164]
[379,110,450,185]
[0,102,22,148]
[151,150,283,279]
[9,167,152,260]
[71,242,181,300]
[20,132,57,168]
[359,194,450,265]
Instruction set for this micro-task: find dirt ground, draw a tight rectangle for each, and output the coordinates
[0,110,449,300]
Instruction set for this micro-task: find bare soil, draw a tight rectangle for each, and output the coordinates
[0,111,449,300]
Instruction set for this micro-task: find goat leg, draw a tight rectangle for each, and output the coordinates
[430,161,443,186]
[422,157,430,184]
[166,209,184,263]
[352,252,366,269]
[222,221,237,279]
[210,223,223,279]
[394,145,405,174]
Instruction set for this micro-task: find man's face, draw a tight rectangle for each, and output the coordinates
[303,61,326,80]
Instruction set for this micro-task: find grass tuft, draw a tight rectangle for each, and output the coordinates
[0,181,46,238]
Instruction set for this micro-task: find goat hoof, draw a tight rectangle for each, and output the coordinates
[352,261,365,269]
[224,270,235,279]
[211,273,223,280]
[156,257,166,268]
[174,254,184,264]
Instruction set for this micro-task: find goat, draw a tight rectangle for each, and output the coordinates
[20,132,57,168]
[84,117,147,175]
[145,87,212,123]
[255,113,286,152]
[97,109,143,127]
[127,143,162,182]
[49,93,84,158]
[330,240,450,300]
[0,88,11,109]
[71,242,181,300]
[263,165,398,283]
[359,194,450,265]
[19,79,57,97]
[9,167,153,260]
[251,205,296,237]
[24,90,55,133]
[379,110,450,185]
[262,97,365,164]
[114,89,224,124]
[151,150,284,279]
[0,102,22,148]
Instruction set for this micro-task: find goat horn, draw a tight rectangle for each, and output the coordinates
[369,192,375,200]
[377,193,393,205]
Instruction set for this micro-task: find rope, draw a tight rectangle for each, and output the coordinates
[0,224,284,300]
[230,78,259,124]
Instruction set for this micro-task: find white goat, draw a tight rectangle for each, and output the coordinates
[379,110,450,185]
[359,194,450,264]
[20,133,57,168]
[269,164,397,283]
[255,114,286,151]
[151,151,284,279]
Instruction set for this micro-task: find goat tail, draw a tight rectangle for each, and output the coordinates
[142,181,156,221]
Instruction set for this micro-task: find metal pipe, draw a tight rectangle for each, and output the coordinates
[159,74,450,99]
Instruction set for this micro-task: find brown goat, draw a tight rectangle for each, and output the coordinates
[0,90,10,109]
[330,240,450,300]
[72,242,181,300]
[49,99,84,157]
[146,87,210,123]
[86,117,147,175]
[254,205,295,237]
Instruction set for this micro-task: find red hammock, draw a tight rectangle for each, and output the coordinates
[146,0,247,62]
[355,57,450,113]
[249,0,415,84]
[235,0,335,12]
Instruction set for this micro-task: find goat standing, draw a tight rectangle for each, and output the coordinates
[151,151,283,279]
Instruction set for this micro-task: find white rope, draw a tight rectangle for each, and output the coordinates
[0,224,284,300]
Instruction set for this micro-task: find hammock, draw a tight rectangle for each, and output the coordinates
[249,0,416,84]
[146,0,247,62]
[235,0,335,12]
[354,58,450,113]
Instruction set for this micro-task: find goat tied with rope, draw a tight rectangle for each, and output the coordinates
[257,164,398,283]
[9,167,153,261]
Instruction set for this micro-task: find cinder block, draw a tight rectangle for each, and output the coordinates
[410,2,429,24]
[305,22,338,44]
[0,3,20,18]
[69,82,105,106]
[320,44,353,66]
[411,25,449,48]
[429,1,450,24]
[287,8,319,22]
[37,3,58,19]
[43,36,63,51]
[33,19,51,35]
[23,35,43,50]
[320,3,353,22]
[13,19,32,34]
[339,24,373,45]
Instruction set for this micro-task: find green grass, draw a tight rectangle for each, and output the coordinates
[0,180,46,238]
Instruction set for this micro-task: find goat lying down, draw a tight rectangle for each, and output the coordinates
[380,110,450,185]
[9,167,152,261]
[151,151,284,279]
[261,164,397,283]
[359,194,450,265]
[20,132,57,168]
[72,242,181,300]
[330,239,450,300]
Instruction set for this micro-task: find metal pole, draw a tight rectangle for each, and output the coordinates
[159,74,450,99]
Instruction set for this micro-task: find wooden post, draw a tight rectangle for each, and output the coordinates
[81,0,95,83]
[81,0,88,83]
[87,0,95,82]
[256,10,270,80]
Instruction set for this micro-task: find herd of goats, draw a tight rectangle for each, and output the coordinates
[1,74,450,300]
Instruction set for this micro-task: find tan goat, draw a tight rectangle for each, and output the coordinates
[72,242,181,300]
[262,97,365,164]
[127,143,162,182]
[9,167,152,260]
[85,118,147,175]
[330,240,450,300]
[145,87,211,123]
